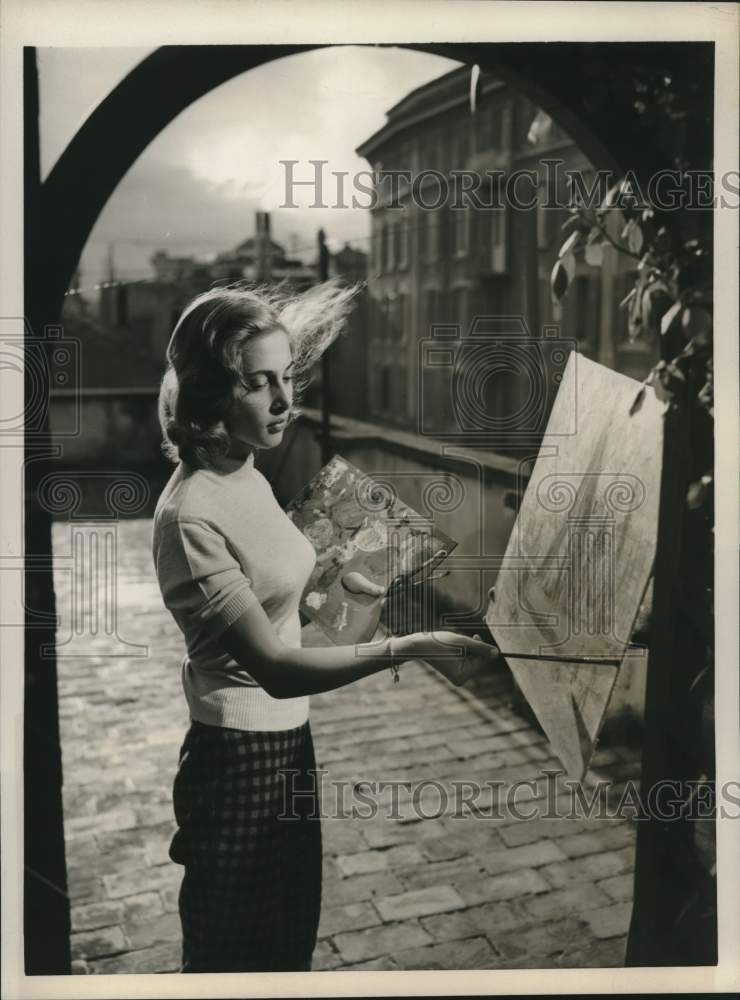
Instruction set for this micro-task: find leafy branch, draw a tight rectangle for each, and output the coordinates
[551,176,714,509]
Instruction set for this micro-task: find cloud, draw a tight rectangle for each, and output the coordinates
[45,45,463,287]
[81,157,260,284]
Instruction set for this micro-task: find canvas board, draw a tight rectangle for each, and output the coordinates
[486,353,664,778]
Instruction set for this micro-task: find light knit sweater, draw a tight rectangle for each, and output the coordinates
[151,452,317,731]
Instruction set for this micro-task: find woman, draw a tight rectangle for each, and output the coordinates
[152,280,498,973]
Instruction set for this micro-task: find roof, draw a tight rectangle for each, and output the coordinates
[233,236,286,255]
[355,64,504,160]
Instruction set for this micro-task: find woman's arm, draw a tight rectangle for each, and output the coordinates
[218,599,498,699]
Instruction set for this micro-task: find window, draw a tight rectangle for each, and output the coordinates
[476,104,492,152]
[426,211,439,262]
[381,367,390,410]
[454,208,470,257]
[490,206,508,273]
[386,220,395,271]
[393,359,408,420]
[371,222,382,274]
[491,106,503,149]
[417,208,427,260]
[572,275,601,353]
[371,294,385,346]
[386,296,398,341]
[397,293,409,343]
[420,134,438,172]
[451,287,468,330]
[458,131,470,167]
[397,216,409,269]
[374,217,384,273]
[425,288,440,330]
[536,182,557,251]
[382,296,393,342]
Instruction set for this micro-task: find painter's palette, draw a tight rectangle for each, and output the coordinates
[287,455,456,645]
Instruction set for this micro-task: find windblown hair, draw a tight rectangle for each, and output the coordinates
[158,279,361,469]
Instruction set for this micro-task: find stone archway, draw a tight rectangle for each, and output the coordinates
[23,41,714,973]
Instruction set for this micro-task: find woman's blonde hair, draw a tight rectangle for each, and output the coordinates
[158,279,361,469]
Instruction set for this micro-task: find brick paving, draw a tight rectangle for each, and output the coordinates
[53,518,641,974]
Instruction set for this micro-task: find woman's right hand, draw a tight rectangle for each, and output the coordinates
[404,631,500,687]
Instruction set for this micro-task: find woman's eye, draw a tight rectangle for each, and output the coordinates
[248,378,269,390]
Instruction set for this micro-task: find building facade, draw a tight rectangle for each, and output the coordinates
[356,66,657,439]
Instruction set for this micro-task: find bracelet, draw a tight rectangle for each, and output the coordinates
[388,636,401,684]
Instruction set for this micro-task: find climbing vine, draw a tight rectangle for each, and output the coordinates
[550,175,714,514]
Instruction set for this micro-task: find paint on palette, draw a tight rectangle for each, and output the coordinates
[287,455,457,645]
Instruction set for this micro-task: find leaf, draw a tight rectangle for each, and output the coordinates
[628,222,644,255]
[665,361,686,383]
[681,306,712,346]
[660,300,683,336]
[687,475,712,511]
[560,252,576,282]
[527,109,553,146]
[628,277,647,339]
[652,377,674,404]
[558,230,581,258]
[654,227,671,254]
[642,282,675,336]
[584,241,604,267]
[550,259,569,301]
[629,385,646,416]
[561,213,590,234]
[603,181,622,209]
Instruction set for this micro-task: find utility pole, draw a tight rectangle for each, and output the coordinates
[106,241,115,283]
[255,211,273,281]
[318,228,331,464]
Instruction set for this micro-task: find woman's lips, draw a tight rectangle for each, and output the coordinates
[267,418,287,430]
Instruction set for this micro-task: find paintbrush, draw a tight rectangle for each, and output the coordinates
[497,650,626,666]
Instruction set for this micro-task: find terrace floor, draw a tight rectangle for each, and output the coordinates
[53,518,640,974]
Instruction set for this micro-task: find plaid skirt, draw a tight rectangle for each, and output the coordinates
[169,719,323,973]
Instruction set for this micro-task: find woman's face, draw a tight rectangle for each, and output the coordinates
[227,326,294,456]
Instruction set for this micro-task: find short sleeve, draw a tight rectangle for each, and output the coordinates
[154,518,259,639]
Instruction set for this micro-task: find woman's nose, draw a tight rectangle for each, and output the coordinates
[271,379,292,413]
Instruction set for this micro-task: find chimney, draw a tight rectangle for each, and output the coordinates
[255,211,273,281]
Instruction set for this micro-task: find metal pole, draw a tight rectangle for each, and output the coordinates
[318,228,331,464]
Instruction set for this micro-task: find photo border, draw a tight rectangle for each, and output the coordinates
[1,1,738,996]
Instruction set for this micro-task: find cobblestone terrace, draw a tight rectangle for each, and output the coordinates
[53,520,640,974]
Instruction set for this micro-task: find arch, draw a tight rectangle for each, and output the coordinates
[23,39,714,974]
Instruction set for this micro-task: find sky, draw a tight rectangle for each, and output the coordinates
[38,46,461,290]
